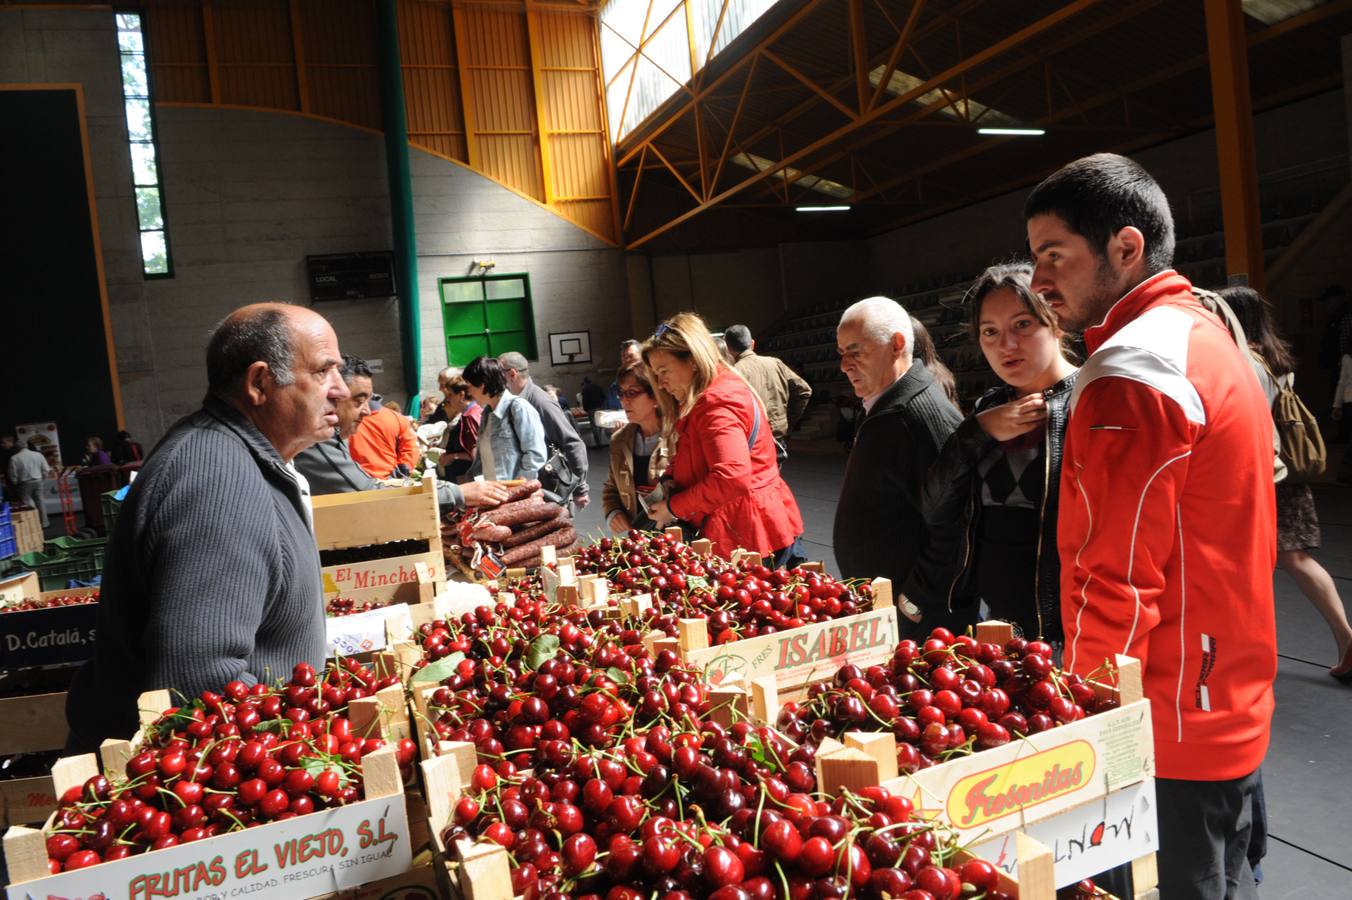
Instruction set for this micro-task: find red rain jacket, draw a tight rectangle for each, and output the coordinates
[668,368,803,557]
[1059,270,1277,781]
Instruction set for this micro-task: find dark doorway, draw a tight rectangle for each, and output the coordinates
[0,88,120,463]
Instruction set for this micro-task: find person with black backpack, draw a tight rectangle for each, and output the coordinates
[1223,285,1352,680]
[499,351,590,510]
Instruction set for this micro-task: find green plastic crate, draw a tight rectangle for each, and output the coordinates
[14,551,101,592]
[45,535,108,561]
[101,490,123,537]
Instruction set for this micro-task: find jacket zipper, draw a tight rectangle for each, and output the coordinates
[1032,389,1053,639]
[947,493,975,613]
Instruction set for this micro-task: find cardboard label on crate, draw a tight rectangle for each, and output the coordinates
[884,699,1155,844]
[5,793,411,900]
[326,604,414,657]
[971,779,1159,888]
[948,739,1097,828]
[322,553,442,596]
[0,601,99,669]
[685,607,899,690]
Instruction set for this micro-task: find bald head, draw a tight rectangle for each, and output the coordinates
[207,302,348,461]
[208,303,323,395]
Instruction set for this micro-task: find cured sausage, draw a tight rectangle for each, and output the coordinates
[499,525,576,566]
[499,509,569,549]
[470,522,513,542]
[488,494,560,527]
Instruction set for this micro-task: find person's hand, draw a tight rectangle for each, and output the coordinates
[575,492,591,509]
[461,480,512,507]
[899,595,923,623]
[608,511,631,535]
[648,499,675,527]
[976,394,1048,441]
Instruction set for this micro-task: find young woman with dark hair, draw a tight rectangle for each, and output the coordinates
[461,355,547,482]
[1222,285,1352,679]
[902,263,1078,641]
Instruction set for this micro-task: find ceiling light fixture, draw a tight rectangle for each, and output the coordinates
[977,127,1046,136]
[796,205,850,212]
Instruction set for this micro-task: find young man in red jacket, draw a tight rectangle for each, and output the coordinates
[1026,154,1276,899]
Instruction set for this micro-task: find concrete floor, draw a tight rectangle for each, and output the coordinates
[575,446,1352,898]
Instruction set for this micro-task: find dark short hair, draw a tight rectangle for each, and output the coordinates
[1024,153,1175,275]
[723,324,753,354]
[463,355,508,396]
[340,353,372,383]
[206,307,296,395]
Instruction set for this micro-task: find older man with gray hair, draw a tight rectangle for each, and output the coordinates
[832,296,968,638]
[66,303,349,750]
[498,351,590,508]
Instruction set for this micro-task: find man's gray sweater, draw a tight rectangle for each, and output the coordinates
[66,395,326,750]
[295,432,465,508]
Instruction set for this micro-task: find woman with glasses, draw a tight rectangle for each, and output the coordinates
[602,362,673,534]
[642,313,804,564]
[437,374,483,483]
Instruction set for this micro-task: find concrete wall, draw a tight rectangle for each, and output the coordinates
[411,151,629,401]
[1,6,631,443]
[145,108,399,425]
[637,237,874,342]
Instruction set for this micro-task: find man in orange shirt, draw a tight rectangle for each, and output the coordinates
[349,390,421,479]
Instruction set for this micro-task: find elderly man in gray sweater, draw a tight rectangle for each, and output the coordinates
[66,303,350,751]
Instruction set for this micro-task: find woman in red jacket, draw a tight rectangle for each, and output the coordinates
[643,313,804,564]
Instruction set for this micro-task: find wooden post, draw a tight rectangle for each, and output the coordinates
[454,839,514,900]
[869,577,892,610]
[708,683,748,729]
[541,543,557,566]
[1115,653,1145,705]
[665,526,685,542]
[1204,0,1264,292]
[691,538,714,556]
[844,732,900,782]
[1132,849,1161,899]
[748,674,779,725]
[360,744,403,800]
[975,620,1016,645]
[1015,833,1056,899]
[2,825,49,884]
[51,753,99,797]
[816,747,886,796]
[677,618,709,652]
[797,561,824,573]
[99,737,134,777]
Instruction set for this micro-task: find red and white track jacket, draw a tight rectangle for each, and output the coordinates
[1059,270,1277,782]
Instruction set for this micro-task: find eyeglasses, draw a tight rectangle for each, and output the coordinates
[618,388,650,400]
[652,322,673,340]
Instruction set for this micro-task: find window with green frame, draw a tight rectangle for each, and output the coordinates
[439,274,538,365]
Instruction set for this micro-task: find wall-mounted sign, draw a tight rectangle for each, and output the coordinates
[306,252,395,302]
